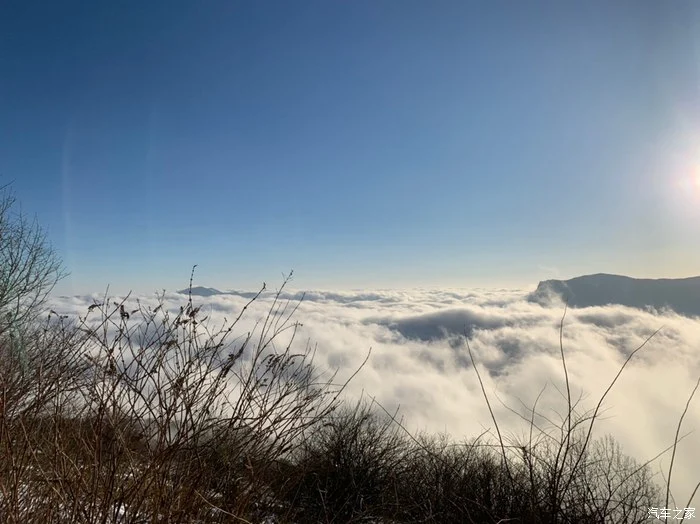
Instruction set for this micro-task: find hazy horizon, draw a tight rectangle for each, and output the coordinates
[51,270,700,301]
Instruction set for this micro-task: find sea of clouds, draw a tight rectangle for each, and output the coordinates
[49,284,700,507]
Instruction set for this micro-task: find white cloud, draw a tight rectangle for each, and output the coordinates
[47,285,700,505]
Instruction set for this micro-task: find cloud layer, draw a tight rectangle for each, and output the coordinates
[49,285,700,506]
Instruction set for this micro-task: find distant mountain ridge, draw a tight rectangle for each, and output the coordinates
[178,286,226,297]
[528,273,700,317]
[177,286,265,299]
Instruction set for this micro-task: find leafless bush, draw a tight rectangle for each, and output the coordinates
[280,398,408,523]
[0,185,66,339]
[0,268,364,522]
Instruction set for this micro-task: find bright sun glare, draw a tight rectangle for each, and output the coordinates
[666,162,700,220]
[689,165,700,198]
[674,164,700,197]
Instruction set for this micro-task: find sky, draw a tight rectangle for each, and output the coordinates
[1,1,700,295]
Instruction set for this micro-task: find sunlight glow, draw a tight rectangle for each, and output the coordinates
[673,164,700,197]
[663,160,700,224]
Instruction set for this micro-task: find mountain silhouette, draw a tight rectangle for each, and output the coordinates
[177,286,224,297]
[528,273,700,318]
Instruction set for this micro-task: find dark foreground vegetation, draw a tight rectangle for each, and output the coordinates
[0,186,697,523]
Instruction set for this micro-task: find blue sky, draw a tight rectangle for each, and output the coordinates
[2,1,699,295]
